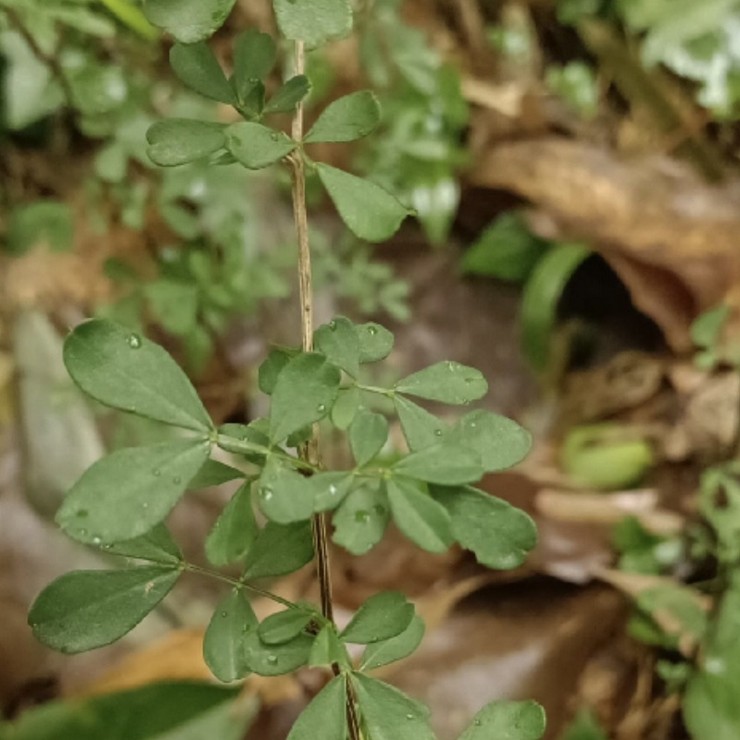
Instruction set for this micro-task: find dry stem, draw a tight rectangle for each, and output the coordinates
[288,39,363,740]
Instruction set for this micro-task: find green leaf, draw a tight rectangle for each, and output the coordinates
[57,439,210,545]
[286,675,347,740]
[330,387,361,430]
[309,625,347,668]
[461,212,549,282]
[106,525,182,565]
[521,241,590,372]
[691,305,730,349]
[143,0,237,43]
[314,316,360,377]
[310,472,354,512]
[387,479,453,553]
[395,361,487,405]
[305,91,380,143]
[273,0,353,48]
[357,322,394,363]
[144,280,199,336]
[7,201,74,255]
[258,348,295,395]
[243,522,314,580]
[64,319,213,432]
[169,42,235,104]
[269,352,341,443]
[0,682,252,740]
[205,482,257,566]
[243,631,313,676]
[393,443,483,486]
[350,410,389,467]
[685,577,740,740]
[257,459,315,524]
[432,486,537,569]
[451,410,531,472]
[28,566,180,653]
[188,459,244,490]
[203,589,257,682]
[351,673,435,740]
[258,608,314,645]
[225,122,296,170]
[264,75,312,114]
[332,484,389,555]
[546,61,598,119]
[360,614,425,670]
[233,29,276,101]
[316,164,410,243]
[394,396,446,451]
[147,119,226,167]
[459,700,546,740]
[68,65,127,116]
[340,591,414,644]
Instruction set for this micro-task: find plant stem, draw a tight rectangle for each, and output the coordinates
[288,40,362,740]
[288,40,335,624]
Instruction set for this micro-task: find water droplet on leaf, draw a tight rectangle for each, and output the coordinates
[267,655,278,665]
[354,510,370,523]
[367,324,378,335]
[434,429,443,437]
[172,476,182,485]
[153,468,161,477]
[128,333,142,349]
[317,403,327,413]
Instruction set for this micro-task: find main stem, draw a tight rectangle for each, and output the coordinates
[289,41,362,740]
[288,40,334,623]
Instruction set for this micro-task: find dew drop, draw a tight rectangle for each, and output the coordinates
[78,528,88,537]
[474,719,482,727]
[128,333,142,349]
[270,132,280,141]
[172,476,182,485]
[267,655,278,665]
[329,320,337,330]
[249,76,260,84]
[317,403,327,413]
[262,487,274,501]
[92,536,102,546]
[469,422,477,429]
[142,502,149,510]
[328,485,338,496]
[221,611,228,618]
[354,510,370,523]
[153,468,161,477]
[406,713,415,720]
[434,429,443,437]
[367,324,378,335]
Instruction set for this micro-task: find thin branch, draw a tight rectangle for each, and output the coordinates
[288,37,361,740]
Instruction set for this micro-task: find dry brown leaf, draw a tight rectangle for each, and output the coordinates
[470,137,740,351]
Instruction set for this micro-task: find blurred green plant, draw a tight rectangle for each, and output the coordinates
[557,0,740,119]
[356,0,469,245]
[1,0,409,375]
